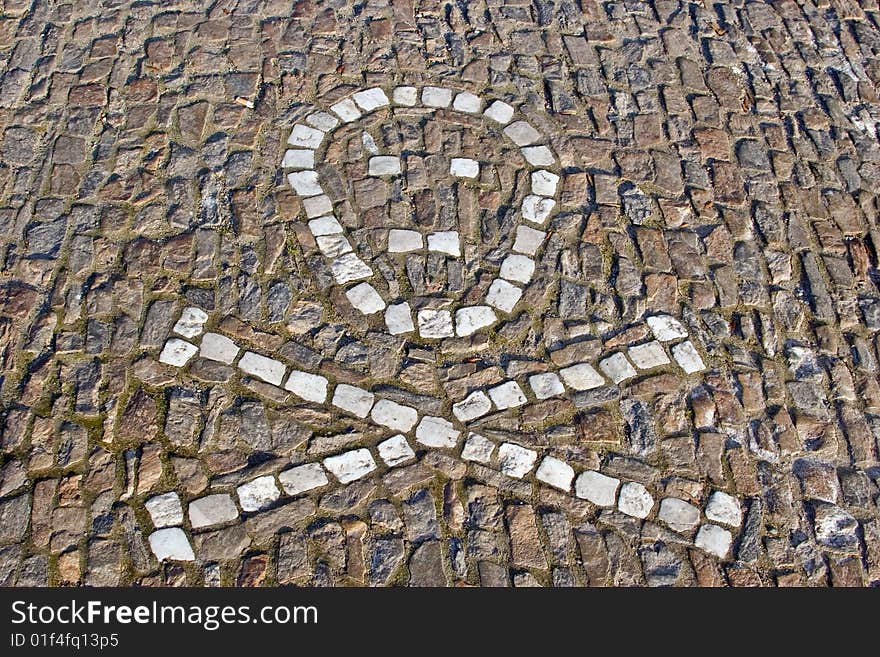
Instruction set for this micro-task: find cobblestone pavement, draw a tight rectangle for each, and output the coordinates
[1,0,880,587]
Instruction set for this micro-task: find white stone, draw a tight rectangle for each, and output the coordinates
[521,145,555,166]
[646,315,688,341]
[422,86,453,107]
[323,448,377,484]
[453,91,482,113]
[159,338,198,367]
[658,497,701,532]
[306,111,338,132]
[452,390,493,422]
[278,463,329,496]
[483,100,515,124]
[628,341,670,369]
[513,225,546,255]
[172,307,208,339]
[500,254,535,284]
[237,351,285,386]
[236,476,281,512]
[488,381,527,410]
[345,282,386,315]
[418,309,454,338]
[427,231,460,256]
[521,195,556,224]
[148,528,194,562]
[287,123,325,149]
[497,443,538,478]
[504,120,542,146]
[388,229,423,252]
[362,132,379,154]
[455,306,497,337]
[330,98,361,122]
[308,214,343,236]
[528,372,565,400]
[385,302,415,335]
[287,170,323,197]
[332,384,375,418]
[617,482,655,519]
[485,278,522,313]
[316,234,353,257]
[284,370,329,403]
[377,434,416,466]
[531,170,559,196]
[282,149,315,169]
[461,433,495,463]
[575,471,620,507]
[393,86,418,106]
[536,456,575,491]
[695,524,732,558]
[302,195,333,218]
[705,491,742,527]
[559,363,605,391]
[145,492,183,528]
[416,415,460,448]
[368,155,401,175]
[371,399,419,432]
[450,157,479,178]
[672,341,705,374]
[199,332,239,365]
[330,253,372,284]
[352,87,390,111]
[188,494,239,529]
[599,352,638,384]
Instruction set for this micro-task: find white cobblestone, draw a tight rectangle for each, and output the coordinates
[497,443,538,478]
[450,157,479,178]
[145,492,183,528]
[455,306,497,337]
[352,87,390,111]
[658,497,701,532]
[385,302,415,335]
[628,341,670,369]
[308,214,343,236]
[388,229,423,252]
[278,463,329,496]
[705,491,743,527]
[368,155,401,175]
[377,434,416,466]
[287,124,325,149]
[422,86,453,107]
[306,111,338,132]
[504,120,541,146]
[159,338,198,367]
[188,494,239,529]
[427,231,460,256]
[461,433,495,463]
[282,149,315,169]
[371,399,419,432]
[575,470,620,507]
[672,340,706,374]
[646,315,688,341]
[237,351,285,386]
[500,254,535,284]
[415,415,460,448]
[452,390,493,422]
[599,352,638,384]
[302,195,333,218]
[323,448,377,484]
[528,372,565,400]
[521,195,556,224]
[330,253,372,284]
[284,370,329,404]
[287,170,323,196]
[513,225,546,255]
[521,145,555,166]
[316,234,352,257]
[173,307,208,338]
[531,170,559,196]
[198,332,239,364]
[559,363,605,390]
[483,100,514,124]
[331,384,375,418]
[418,309,454,338]
[236,476,281,512]
[695,524,732,558]
[536,456,575,491]
[330,98,362,122]
[486,278,522,313]
[488,381,527,409]
[393,86,418,106]
[345,282,386,314]
[617,482,655,519]
[453,91,482,113]
[148,528,194,562]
